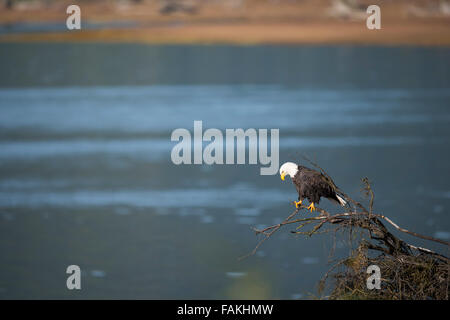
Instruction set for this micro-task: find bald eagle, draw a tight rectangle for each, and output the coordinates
[279,162,347,212]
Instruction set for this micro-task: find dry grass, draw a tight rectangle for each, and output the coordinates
[325,245,449,299]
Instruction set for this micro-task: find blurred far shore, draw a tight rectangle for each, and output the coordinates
[0,0,450,45]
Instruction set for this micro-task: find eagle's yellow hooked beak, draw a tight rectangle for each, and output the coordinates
[280,172,286,181]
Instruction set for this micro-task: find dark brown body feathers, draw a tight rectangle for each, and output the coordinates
[293,165,341,204]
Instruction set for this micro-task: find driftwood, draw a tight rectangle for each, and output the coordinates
[244,158,450,299]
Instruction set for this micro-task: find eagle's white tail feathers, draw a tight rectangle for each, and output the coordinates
[336,194,347,207]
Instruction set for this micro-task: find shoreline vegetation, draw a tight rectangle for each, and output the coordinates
[1,0,450,46]
[245,158,450,300]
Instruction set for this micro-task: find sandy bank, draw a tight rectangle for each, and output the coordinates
[0,0,449,46]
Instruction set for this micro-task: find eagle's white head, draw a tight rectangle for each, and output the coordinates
[279,162,298,181]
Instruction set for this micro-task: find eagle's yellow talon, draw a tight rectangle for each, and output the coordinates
[294,200,302,208]
[307,202,316,212]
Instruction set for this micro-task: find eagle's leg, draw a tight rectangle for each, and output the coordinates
[294,200,302,209]
[307,202,316,212]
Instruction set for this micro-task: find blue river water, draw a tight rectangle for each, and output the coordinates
[0,44,449,299]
